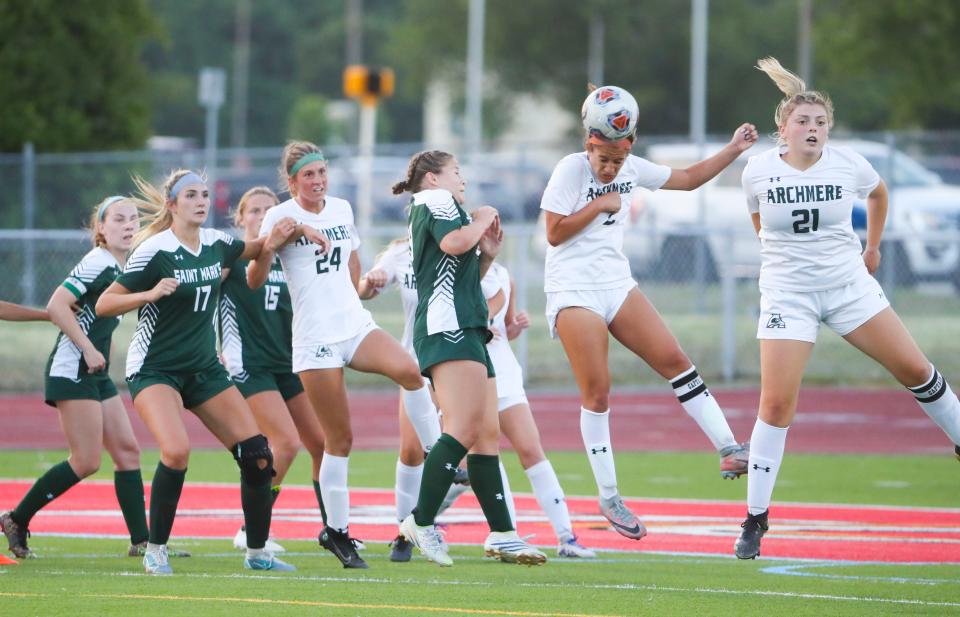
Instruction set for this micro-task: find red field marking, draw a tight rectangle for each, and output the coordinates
[0,387,950,454]
[2,480,957,564]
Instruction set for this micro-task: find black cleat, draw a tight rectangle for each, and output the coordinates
[389,534,413,562]
[0,511,34,559]
[734,510,768,560]
[319,527,368,569]
[954,444,959,463]
[453,466,470,485]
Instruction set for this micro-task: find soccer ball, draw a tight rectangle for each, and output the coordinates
[581,86,639,141]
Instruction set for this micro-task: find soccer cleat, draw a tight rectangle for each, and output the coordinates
[599,494,647,540]
[319,527,368,569]
[954,444,959,462]
[436,482,470,517]
[143,544,173,575]
[719,442,750,479]
[453,466,470,486]
[557,535,596,559]
[0,511,34,559]
[232,527,286,553]
[734,510,769,560]
[483,531,547,566]
[244,551,297,572]
[128,541,191,558]
[399,514,452,567]
[389,534,413,562]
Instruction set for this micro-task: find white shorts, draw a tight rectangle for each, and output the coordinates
[757,274,890,343]
[545,279,638,339]
[488,338,528,412]
[292,320,380,372]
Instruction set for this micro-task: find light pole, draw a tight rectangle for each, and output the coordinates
[199,67,226,227]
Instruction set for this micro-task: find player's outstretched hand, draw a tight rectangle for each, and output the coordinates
[730,123,759,152]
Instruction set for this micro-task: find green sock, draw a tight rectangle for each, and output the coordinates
[413,434,467,526]
[12,460,81,527]
[312,480,328,525]
[467,454,514,532]
[148,462,186,545]
[114,469,149,545]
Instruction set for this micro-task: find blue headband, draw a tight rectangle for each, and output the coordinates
[169,172,206,201]
[288,152,326,177]
[97,196,126,222]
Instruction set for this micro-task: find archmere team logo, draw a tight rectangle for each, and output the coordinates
[607,109,632,133]
[595,87,619,105]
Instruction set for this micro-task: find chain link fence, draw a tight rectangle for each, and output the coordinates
[2,132,959,392]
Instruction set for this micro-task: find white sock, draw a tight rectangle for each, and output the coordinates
[146,542,163,554]
[395,460,422,523]
[580,407,618,499]
[525,459,573,542]
[401,385,442,452]
[746,418,789,516]
[499,461,517,528]
[246,547,267,559]
[319,453,350,533]
[670,366,736,450]
[908,366,960,445]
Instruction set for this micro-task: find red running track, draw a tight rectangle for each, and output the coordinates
[2,481,957,564]
[0,388,951,454]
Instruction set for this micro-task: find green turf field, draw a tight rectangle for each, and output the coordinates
[2,450,958,616]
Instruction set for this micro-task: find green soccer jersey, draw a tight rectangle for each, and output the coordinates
[219,256,293,375]
[118,228,244,377]
[47,247,122,380]
[409,188,488,341]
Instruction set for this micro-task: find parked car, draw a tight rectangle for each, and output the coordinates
[625,139,960,290]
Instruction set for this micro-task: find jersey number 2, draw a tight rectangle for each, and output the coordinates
[193,285,212,312]
[792,208,820,234]
[315,246,342,274]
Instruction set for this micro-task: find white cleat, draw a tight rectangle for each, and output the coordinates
[483,531,547,566]
[233,528,286,553]
[143,544,173,575]
[400,514,452,567]
[557,535,596,558]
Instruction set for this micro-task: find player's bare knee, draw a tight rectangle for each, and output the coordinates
[161,445,191,469]
[582,391,609,412]
[70,456,101,479]
[516,447,545,469]
[398,366,424,391]
[901,362,935,389]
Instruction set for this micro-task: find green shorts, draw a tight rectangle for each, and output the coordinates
[414,327,495,380]
[44,371,119,407]
[127,364,234,409]
[232,370,304,401]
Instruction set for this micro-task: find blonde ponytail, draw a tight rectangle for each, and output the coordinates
[130,169,199,248]
[756,56,834,142]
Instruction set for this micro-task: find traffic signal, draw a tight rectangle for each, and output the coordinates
[343,65,394,102]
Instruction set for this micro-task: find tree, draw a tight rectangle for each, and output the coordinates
[816,0,960,129]
[0,0,158,152]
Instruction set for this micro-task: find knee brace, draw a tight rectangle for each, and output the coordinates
[231,434,275,485]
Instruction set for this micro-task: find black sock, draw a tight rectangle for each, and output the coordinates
[412,434,467,526]
[148,462,185,545]
[114,469,149,544]
[12,460,81,527]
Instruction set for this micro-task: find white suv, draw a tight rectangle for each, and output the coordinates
[625,139,960,289]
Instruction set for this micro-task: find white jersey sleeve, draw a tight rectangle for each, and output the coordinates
[371,239,418,355]
[541,152,670,292]
[743,145,873,292]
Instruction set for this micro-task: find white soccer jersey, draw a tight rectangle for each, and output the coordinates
[742,145,880,292]
[541,152,671,292]
[371,239,418,354]
[260,197,373,346]
[481,262,525,399]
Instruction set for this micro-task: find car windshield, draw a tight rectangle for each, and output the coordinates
[861,151,940,187]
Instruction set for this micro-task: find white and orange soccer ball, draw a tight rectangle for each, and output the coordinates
[581,86,639,142]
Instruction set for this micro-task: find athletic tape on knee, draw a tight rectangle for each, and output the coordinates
[232,434,275,485]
